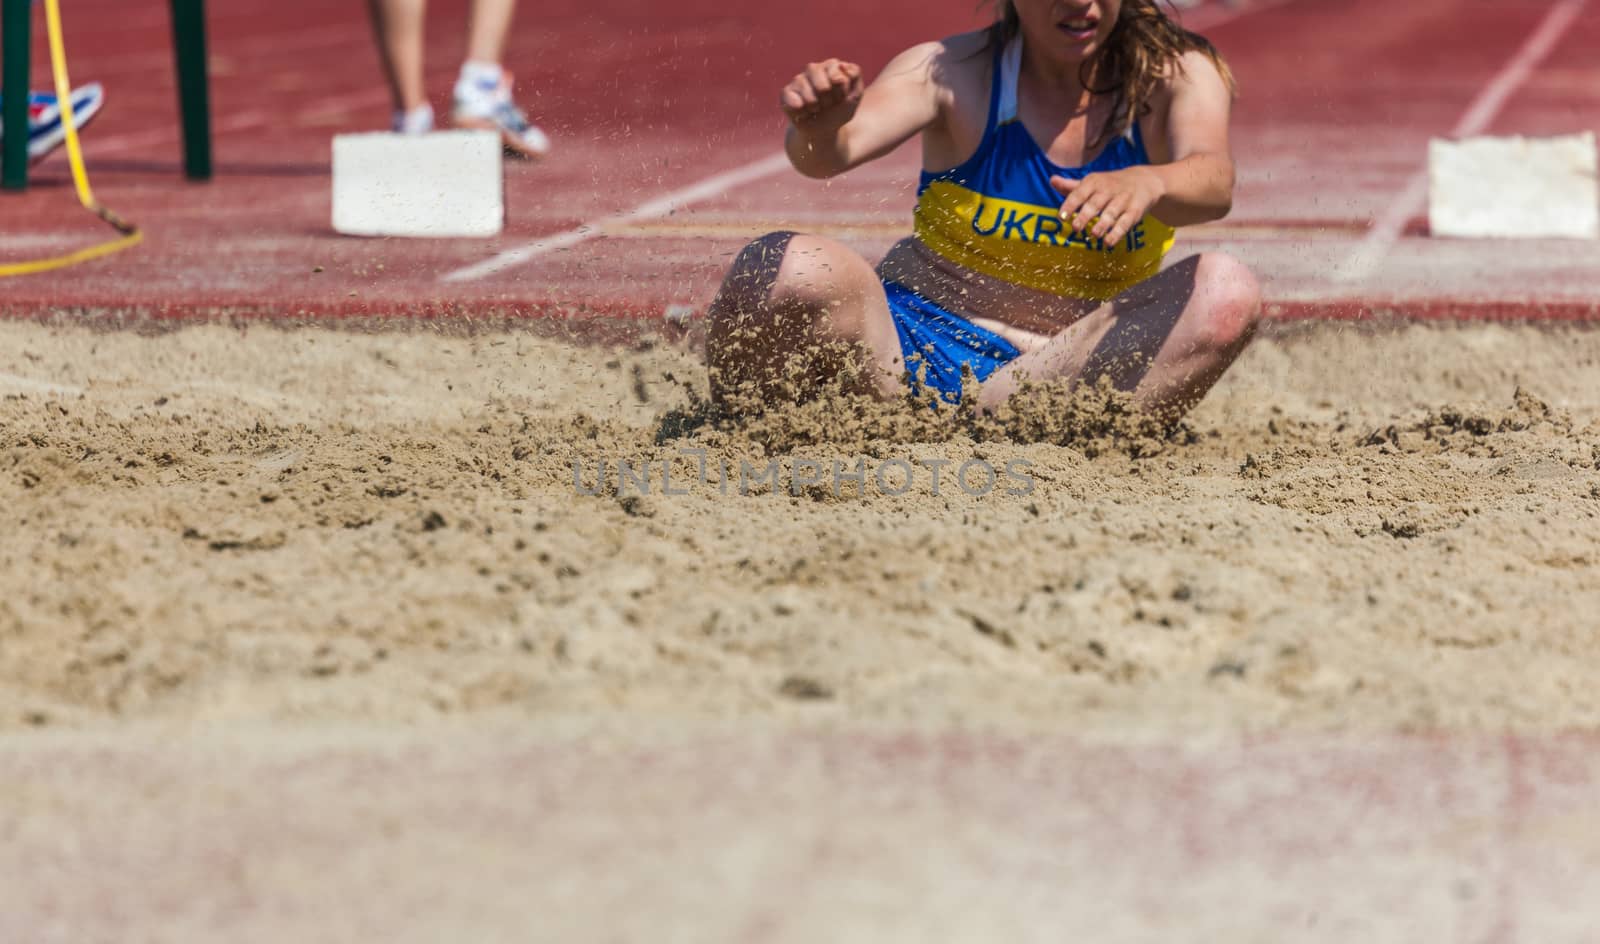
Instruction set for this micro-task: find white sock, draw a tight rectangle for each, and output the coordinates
[392,103,434,135]
[458,60,504,94]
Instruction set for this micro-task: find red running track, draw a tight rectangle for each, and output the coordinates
[0,0,1596,322]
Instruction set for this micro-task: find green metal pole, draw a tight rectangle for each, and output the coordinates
[1,0,31,191]
[169,0,211,180]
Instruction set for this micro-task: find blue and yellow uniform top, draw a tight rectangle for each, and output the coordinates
[914,36,1176,302]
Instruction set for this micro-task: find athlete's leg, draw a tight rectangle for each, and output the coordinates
[452,0,550,157]
[706,232,905,408]
[975,252,1262,421]
[465,0,516,64]
[367,0,429,115]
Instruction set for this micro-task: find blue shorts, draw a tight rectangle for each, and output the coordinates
[884,280,1021,403]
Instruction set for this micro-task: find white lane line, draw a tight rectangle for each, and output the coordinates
[85,85,393,160]
[439,0,1297,285]
[0,372,85,397]
[86,110,273,157]
[1337,0,1588,284]
[440,152,795,283]
[295,88,396,126]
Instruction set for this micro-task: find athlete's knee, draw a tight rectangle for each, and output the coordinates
[739,231,802,271]
[711,231,879,358]
[769,235,874,314]
[714,231,801,312]
[1195,252,1262,348]
[714,231,856,316]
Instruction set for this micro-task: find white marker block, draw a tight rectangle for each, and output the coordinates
[1429,132,1599,239]
[333,131,504,238]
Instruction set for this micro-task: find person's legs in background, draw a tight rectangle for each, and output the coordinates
[365,0,549,157]
[366,0,433,133]
[450,0,550,159]
[463,0,515,65]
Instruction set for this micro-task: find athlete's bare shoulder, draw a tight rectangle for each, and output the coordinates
[876,28,995,123]
[1158,49,1231,98]
[1145,48,1231,132]
[936,28,996,63]
[879,29,993,93]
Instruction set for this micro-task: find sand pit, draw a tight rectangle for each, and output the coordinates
[4,317,1600,939]
[3,318,1598,733]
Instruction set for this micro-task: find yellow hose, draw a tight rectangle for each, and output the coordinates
[0,0,142,278]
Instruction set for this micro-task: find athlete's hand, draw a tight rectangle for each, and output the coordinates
[1051,167,1166,246]
[780,59,866,126]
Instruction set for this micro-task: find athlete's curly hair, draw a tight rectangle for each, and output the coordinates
[987,0,1236,147]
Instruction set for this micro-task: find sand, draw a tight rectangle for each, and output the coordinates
[3,317,1599,735]
[5,316,1600,940]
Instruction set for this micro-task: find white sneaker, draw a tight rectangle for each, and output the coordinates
[391,103,435,135]
[452,71,550,160]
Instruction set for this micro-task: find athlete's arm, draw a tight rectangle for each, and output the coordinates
[1142,51,1236,226]
[782,42,945,179]
[1050,52,1236,244]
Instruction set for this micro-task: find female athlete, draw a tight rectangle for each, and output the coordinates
[706,0,1261,420]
